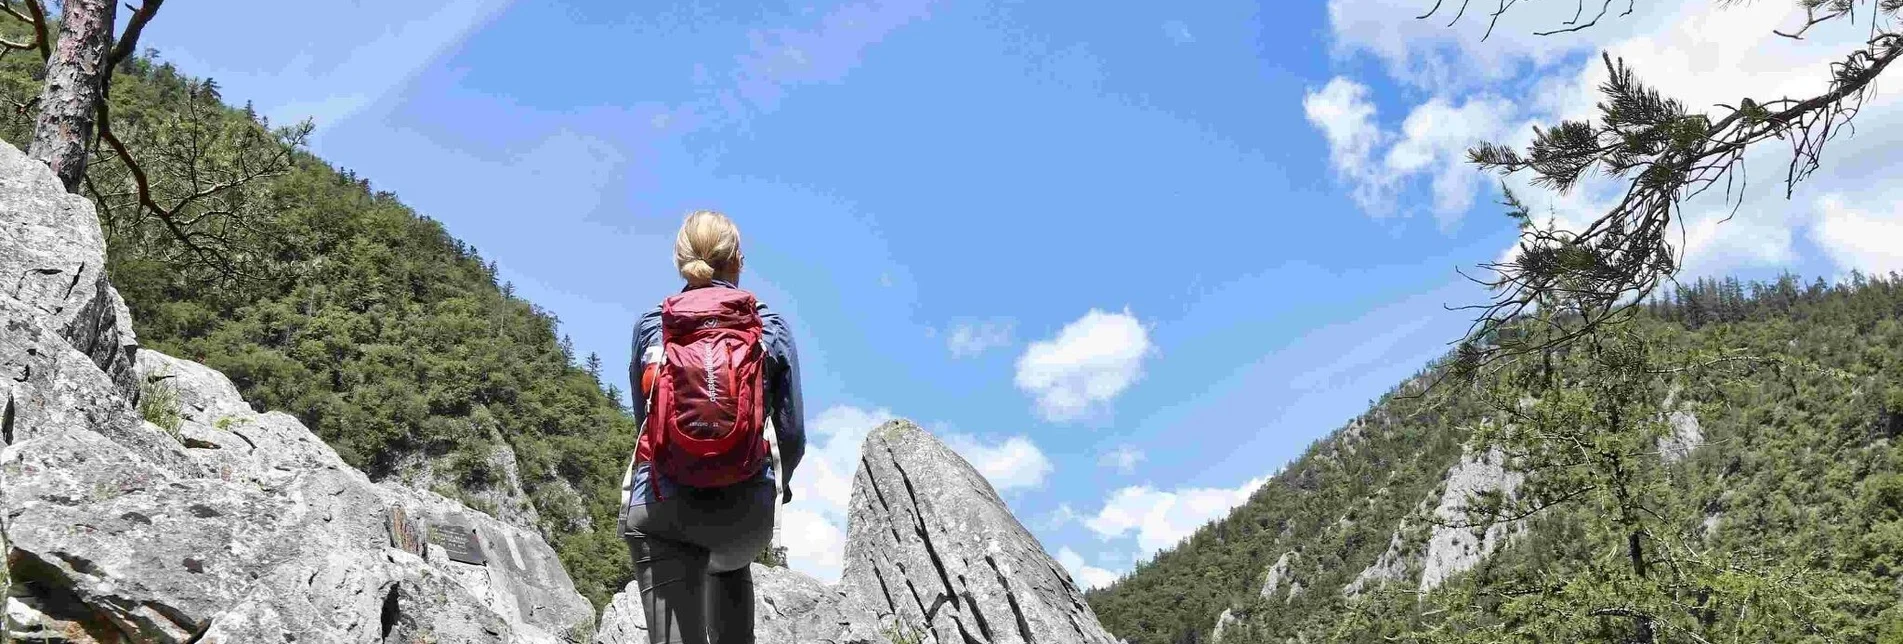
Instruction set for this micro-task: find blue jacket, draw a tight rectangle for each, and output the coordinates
[626,279,807,496]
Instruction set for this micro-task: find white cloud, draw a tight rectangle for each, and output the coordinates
[1083,476,1270,559]
[1057,547,1122,590]
[1098,445,1145,474]
[779,505,845,580]
[781,405,895,582]
[1812,195,1903,277]
[1316,0,1903,271]
[945,319,1015,358]
[1303,77,1388,212]
[1015,309,1153,423]
[1305,83,1515,227]
[944,433,1053,492]
[1385,95,1516,226]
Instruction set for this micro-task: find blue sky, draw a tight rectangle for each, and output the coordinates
[138,0,1903,585]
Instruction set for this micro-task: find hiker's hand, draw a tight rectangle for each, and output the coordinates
[781,487,793,504]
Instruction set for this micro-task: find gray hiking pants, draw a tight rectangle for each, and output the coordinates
[620,465,776,644]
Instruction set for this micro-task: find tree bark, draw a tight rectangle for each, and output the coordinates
[27,0,116,193]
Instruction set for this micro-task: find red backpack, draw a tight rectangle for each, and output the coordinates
[640,285,771,489]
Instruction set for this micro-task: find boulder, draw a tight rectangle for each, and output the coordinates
[0,139,137,400]
[842,420,1118,644]
[596,420,1119,644]
[0,139,594,644]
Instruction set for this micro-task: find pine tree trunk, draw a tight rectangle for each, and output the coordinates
[27,0,117,193]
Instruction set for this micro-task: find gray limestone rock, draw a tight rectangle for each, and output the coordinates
[1418,447,1524,592]
[0,141,137,401]
[1210,608,1239,644]
[842,420,1120,644]
[1342,526,1409,598]
[2,343,596,643]
[593,582,647,644]
[1660,410,1703,464]
[595,564,888,644]
[1259,550,1297,601]
[0,139,594,644]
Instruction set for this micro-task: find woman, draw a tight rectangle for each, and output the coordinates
[621,211,806,644]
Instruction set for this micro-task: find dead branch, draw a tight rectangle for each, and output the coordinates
[0,0,51,61]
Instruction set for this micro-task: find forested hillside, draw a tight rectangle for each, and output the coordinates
[1088,275,1903,643]
[0,27,638,606]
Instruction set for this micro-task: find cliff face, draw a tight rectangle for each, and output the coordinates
[595,420,1121,644]
[0,140,594,643]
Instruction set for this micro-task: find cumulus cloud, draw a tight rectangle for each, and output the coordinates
[945,319,1015,358]
[1305,79,1513,225]
[1057,547,1122,590]
[1386,95,1516,226]
[1316,0,1903,272]
[944,433,1053,492]
[1812,195,1903,277]
[780,405,895,581]
[1015,309,1153,423]
[1303,77,1388,211]
[1098,444,1145,474]
[1083,476,1270,559]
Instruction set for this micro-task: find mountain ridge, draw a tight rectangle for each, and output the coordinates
[1086,275,1903,643]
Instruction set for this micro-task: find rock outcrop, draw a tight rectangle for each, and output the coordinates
[1659,410,1703,464]
[1258,550,1296,601]
[1341,445,1526,599]
[0,140,593,644]
[390,428,547,537]
[1418,447,1523,591]
[1208,608,1238,644]
[595,563,881,644]
[1342,527,1409,598]
[596,420,1119,644]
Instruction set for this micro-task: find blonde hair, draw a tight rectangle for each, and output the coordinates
[674,210,742,287]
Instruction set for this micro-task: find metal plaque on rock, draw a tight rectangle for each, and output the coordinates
[428,519,487,566]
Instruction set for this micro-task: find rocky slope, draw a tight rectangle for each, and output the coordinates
[0,140,593,643]
[595,420,1121,644]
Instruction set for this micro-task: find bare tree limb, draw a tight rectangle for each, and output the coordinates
[1,0,52,61]
[107,0,162,71]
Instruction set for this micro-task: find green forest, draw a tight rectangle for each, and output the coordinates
[0,26,640,606]
[1087,274,1903,642]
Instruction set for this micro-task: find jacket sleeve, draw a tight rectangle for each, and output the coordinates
[762,310,806,493]
[629,306,664,436]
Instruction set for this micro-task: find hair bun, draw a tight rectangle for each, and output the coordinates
[681,258,716,286]
[674,211,742,287]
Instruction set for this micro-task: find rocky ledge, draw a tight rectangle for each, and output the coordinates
[0,140,593,643]
[595,420,1120,644]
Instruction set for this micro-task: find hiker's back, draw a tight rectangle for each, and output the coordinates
[618,210,807,644]
[646,284,771,489]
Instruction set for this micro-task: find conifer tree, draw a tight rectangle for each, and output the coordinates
[1439,0,1902,374]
